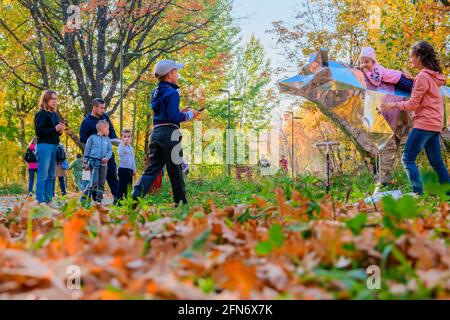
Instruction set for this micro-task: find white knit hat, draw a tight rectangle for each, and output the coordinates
[359,47,377,63]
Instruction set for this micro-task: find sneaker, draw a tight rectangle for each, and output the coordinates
[402,192,419,198]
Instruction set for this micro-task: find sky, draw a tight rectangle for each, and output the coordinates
[231,0,305,74]
[231,0,306,117]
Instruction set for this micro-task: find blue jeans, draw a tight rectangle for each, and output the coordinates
[28,169,37,194]
[402,128,450,194]
[36,143,57,203]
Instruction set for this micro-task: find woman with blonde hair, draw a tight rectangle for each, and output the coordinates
[34,89,65,204]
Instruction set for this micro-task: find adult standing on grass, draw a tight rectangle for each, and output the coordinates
[279,155,288,174]
[34,89,65,204]
[132,60,200,206]
[80,98,120,204]
[381,41,450,195]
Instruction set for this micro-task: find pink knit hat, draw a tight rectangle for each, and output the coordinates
[359,47,377,63]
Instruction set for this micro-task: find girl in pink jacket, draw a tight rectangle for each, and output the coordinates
[360,46,414,93]
[381,41,449,195]
[25,137,38,196]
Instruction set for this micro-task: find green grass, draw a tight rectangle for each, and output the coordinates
[117,167,399,212]
[0,183,26,195]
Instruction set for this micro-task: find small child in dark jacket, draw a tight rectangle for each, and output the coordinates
[83,120,113,204]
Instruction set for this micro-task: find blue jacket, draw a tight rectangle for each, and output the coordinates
[80,113,118,159]
[80,114,118,144]
[84,134,113,164]
[151,81,192,127]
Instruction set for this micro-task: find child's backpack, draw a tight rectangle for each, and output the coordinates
[24,148,37,163]
[56,144,66,163]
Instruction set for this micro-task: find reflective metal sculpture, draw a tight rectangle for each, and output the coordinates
[278,49,450,183]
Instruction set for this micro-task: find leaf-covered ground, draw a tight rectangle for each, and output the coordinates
[0,174,449,300]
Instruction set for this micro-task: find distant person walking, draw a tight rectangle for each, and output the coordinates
[34,89,65,204]
[279,155,288,174]
[23,137,38,196]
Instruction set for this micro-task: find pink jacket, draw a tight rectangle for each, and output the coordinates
[394,69,446,133]
[28,143,38,170]
[364,63,402,87]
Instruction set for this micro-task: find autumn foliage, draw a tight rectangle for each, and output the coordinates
[0,183,448,300]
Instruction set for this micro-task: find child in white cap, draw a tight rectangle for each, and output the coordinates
[132,60,201,207]
[359,46,414,93]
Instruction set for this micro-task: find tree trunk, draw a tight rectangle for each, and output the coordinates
[19,116,27,183]
[56,110,85,151]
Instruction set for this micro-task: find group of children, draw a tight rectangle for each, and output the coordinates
[361,41,449,196]
[82,120,136,204]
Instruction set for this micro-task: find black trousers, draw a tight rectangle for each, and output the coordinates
[133,125,187,205]
[118,167,134,200]
[58,176,67,196]
[106,156,119,201]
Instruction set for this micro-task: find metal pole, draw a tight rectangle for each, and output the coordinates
[132,56,141,145]
[326,148,330,193]
[227,92,231,176]
[119,18,124,133]
[291,114,294,179]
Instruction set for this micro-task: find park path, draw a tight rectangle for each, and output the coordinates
[0,195,26,211]
[0,194,114,212]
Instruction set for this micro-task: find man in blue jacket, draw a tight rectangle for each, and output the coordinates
[132,60,200,206]
[80,98,120,203]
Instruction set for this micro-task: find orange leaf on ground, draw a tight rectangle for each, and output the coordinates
[275,188,291,216]
[253,195,268,208]
[99,289,124,300]
[221,260,257,298]
[63,216,86,255]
